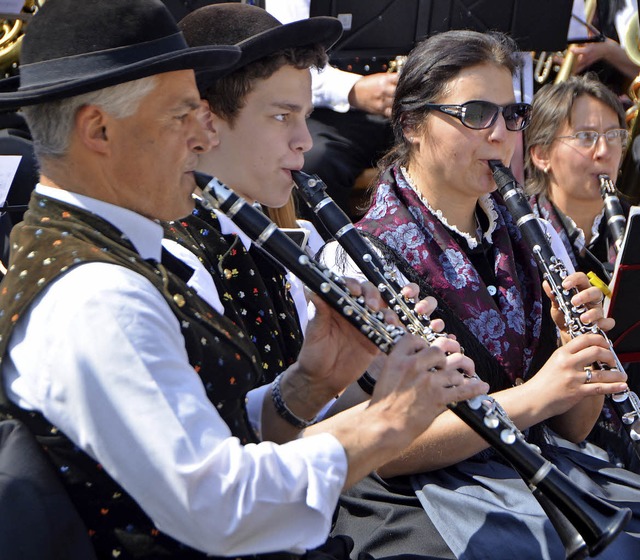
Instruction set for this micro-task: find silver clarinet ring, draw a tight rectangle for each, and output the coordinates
[584,367,593,384]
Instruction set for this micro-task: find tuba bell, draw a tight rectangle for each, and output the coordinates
[0,0,43,78]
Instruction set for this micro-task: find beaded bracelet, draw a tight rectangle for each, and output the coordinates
[271,373,317,429]
[357,372,376,395]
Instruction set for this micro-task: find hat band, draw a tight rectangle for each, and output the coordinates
[19,32,189,90]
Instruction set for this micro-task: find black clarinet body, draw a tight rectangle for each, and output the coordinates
[489,161,640,449]
[598,174,627,254]
[194,170,631,558]
[291,170,441,343]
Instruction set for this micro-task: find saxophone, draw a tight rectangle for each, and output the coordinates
[598,174,627,254]
[195,170,631,559]
[489,161,640,453]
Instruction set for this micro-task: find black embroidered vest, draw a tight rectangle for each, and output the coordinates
[0,194,292,559]
[165,201,304,384]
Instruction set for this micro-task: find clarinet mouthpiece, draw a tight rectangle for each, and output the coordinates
[488,159,504,172]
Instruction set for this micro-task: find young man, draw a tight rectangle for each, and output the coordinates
[164,3,340,383]
[0,1,487,558]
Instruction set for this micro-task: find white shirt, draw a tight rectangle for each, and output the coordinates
[265,0,361,112]
[3,185,347,556]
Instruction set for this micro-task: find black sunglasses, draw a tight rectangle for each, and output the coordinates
[423,100,532,132]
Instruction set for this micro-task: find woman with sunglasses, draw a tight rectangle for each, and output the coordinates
[320,30,640,559]
[525,74,637,473]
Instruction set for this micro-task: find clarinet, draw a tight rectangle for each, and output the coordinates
[291,170,622,559]
[194,170,631,558]
[598,174,627,254]
[489,161,640,453]
[291,170,443,344]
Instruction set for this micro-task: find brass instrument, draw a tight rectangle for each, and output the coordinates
[534,0,598,85]
[387,55,407,74]
[624,13,640,131]
[0,0,42,78]
[617,11,640,204]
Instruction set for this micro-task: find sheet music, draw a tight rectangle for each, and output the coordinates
[604,205,640,317]
[616,0,638,49]
[0,155,22,207]
[0,0,26,14]
[567,0,588,41]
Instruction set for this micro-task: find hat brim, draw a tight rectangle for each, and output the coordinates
[238,17,342,67]
[0,45,240,111]
[197,17,343,91]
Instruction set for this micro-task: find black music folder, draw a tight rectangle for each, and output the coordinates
[605,206,640,362]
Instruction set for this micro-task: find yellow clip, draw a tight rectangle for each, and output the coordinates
[587,271,611,298]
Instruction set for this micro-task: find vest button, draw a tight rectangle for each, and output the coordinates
[514,377,524,386]
[487,285,497,296]
[173,293,186,307]
[223,268,233,280]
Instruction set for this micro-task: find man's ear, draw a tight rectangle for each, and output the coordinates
[76,104,110,154]
[529,143,551,174]
[199,99,220,147]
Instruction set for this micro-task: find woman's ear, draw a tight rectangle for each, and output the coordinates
[402,125,418,144]
[529,143,551,174]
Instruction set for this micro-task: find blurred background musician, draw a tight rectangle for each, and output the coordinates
[524,73,639,471]
[525,74,627,284]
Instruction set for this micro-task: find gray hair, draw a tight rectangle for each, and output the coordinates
[524,73,625,197]
[22,75,158,159]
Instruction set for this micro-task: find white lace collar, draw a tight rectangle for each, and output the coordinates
[400,166,498,249]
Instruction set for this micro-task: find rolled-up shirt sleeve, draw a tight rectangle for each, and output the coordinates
[4,263,347,556]
[312,65,362,112]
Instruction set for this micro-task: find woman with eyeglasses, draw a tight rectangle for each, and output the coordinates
[320,30,640,559]
[525,74,638,474]
[525,74,629,285]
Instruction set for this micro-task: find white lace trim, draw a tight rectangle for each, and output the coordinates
[590,209,606,246]
[400,166,498,249]
[562,208,606,252]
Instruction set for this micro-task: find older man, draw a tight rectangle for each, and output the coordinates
[0,1,487,559]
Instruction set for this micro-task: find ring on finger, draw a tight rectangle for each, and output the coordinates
[584,367,593,384]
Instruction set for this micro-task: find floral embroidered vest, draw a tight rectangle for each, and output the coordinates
[0,194,294,560]
[164,201,303,384]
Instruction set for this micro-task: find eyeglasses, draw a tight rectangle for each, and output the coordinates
[423,100,532,131]
[555,129,629,149]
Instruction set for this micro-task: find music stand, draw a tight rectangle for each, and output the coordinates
[311,0,574,73]
[416,0,573,51]
[605,207,640,362]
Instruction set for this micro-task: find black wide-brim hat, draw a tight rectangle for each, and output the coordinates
[0,0,242,111]
[178,3,343,88]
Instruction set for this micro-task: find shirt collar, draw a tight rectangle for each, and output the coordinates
[35,184,164,261]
